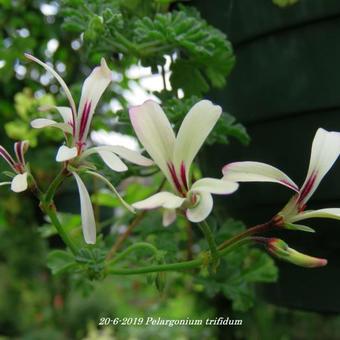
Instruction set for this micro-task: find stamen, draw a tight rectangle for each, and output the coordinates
[167,162,185,196]
[14,141,25,165]
[180,161,189,191]
[190,193,198,205]
[14,163,24,174]
[0,145,16,170]
[298,172,317,203]
[78,101,92,142]
[298,203,307,213]
[76,141,86,155]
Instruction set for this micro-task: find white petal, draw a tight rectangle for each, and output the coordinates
[173,100,221,181]
[129,100,176,183]
[163,209,177,227]
[186,191,213,223]
[25,54,77,122]
[132,192,185,210]
[191,177,239,195]
[222,161,299,192]
[86,170,134,213]
[55,106,74,125]
[72,172,96,244]
[11,172,28,192]
[291,208,340,223]
[76,58,112,143]
[39,105,74,126]
[97,150,128,172]
[299,128,340,204]
[83,146,153,167]
[56,145,78,162]
[31,118,72,134]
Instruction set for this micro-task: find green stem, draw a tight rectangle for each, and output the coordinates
[44,168,69,204]
[108,242,159,266]
[198,220,219,270]
[161,64,167,90]
[27,172,43,200]
[108,259,201,275]
[106,238,249,276]
[40,167,78,254]
[44,205,78,255]
[218,219,275,251]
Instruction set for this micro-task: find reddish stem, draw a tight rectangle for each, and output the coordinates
[218,215,282,251]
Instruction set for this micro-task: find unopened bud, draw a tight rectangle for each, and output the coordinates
[266,238,327,268]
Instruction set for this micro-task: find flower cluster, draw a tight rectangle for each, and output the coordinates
[1,53,339,270]
[24,54,153,244]
[0,141,29,192]
[222,128,340,266]
[222,128,340,230]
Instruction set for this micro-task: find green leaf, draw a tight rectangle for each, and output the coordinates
[208,112,250,146]
[161,96,249,146]
[75,247,107,280]
[241,249,278,283]
[47,250,77,275]
[170,60,209,96]
[62,3,235,95]
[135,7,235,92]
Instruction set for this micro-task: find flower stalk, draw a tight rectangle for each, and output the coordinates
[197,220,219,271]
[44,168,70,205]
[38,168,80,254]
[223,128,340,231]
[107,242,159,266]
[26,54,153,244]
[42,202,79,255]
[217,217,280,251]
[106,238,250,276]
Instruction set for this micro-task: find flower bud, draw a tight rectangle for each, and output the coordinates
[266,238,327,268]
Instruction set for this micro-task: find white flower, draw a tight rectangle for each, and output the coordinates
[26,53,152,170]
[26,54,153,244]
[222,128,340,230]
[0,141,29,193]
[129,100,239,224]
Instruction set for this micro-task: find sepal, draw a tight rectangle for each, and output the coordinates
[282,222,315,233]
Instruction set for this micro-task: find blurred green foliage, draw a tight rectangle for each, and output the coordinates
[273,0,299,7]
[5,88,62,146]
